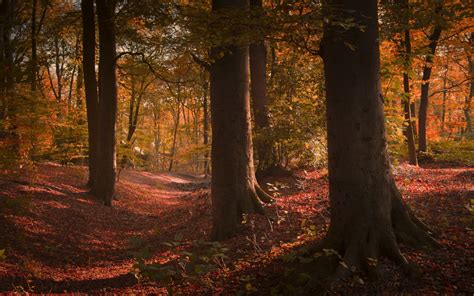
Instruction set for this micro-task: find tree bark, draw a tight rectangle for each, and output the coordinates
[249,0,275,174]
[464,37,473,138]
[0,0,17,155]
[30,0,37,91]
[400,0,418,165]
[95,0,117,206]
[169,88,180,172]
[310,0,437,287]
[0,0,7,120]
[440,55,449,134]
[418,2,443,153]
[81,0,100,188]
[210,0,273,241]
[0,0,13,113]
[202,78,210,176]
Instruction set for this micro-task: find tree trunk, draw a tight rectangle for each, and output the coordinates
[0,0,13,116]
[169,90,180,172]
[440,56,448,134]
[210,0,273,241]
[249,0,275,174]
[418,3,443,153]
[0,0,7,120]
[202,79,210,176]
[464,41,473,138]
[30,0,37,91]
[95,0,117,206]
[400,0,418,166]
[81,0,100,188]
[76,64,83,109]
[311,0,437,287]
[0,0,17,156]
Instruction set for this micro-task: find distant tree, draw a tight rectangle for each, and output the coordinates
[399,0,418,165]
[418,1,443,153]
[95,0,118,206]
[210,0,272,241]
[311,0,437,285]
[81,0,99,188]
[249,0,275,175]
[464,33,473,138]
[30,0,38,91]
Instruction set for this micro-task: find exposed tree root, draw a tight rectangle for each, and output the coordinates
[296,188,439,294]
[255,182,274,203]
[212,179,273,241]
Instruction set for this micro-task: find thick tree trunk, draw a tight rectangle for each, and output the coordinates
[400,0,418,166]
[0,0,7,120]
[81,0,100,188]
[249,0,275,174]
[210,0,273,241]
[418,3,443,153]
[0,0,17,155]
[0,0,12,114]
[310,0,437,287]
[95,0,117,206]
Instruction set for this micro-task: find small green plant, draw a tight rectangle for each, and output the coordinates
[130,235,228,295]
[429,140,474,166]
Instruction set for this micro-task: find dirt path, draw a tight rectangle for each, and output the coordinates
[0,163,210,293]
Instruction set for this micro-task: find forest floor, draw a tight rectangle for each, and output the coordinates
[0,161,473,295]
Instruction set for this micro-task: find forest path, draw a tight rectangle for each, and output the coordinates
[0,162,473,294]
[0,163,210,293]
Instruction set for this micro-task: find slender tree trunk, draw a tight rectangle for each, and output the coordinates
[418,2,443,153]
[81,0,99,188]
[76,64,83,109]
[95,0,117,205]
[202,80,210,176]
[152,107,161,171]
[30,0,37,91]
[54,36,63,102]
[440,56,448,134]
[68,64,76,112]
[169,99,180,172]
[210,0,273,241]
[464,50,473,138]
[308,0,437,287]
[400,0,417,165]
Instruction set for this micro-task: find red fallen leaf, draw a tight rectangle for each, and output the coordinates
[1,162,473,294]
